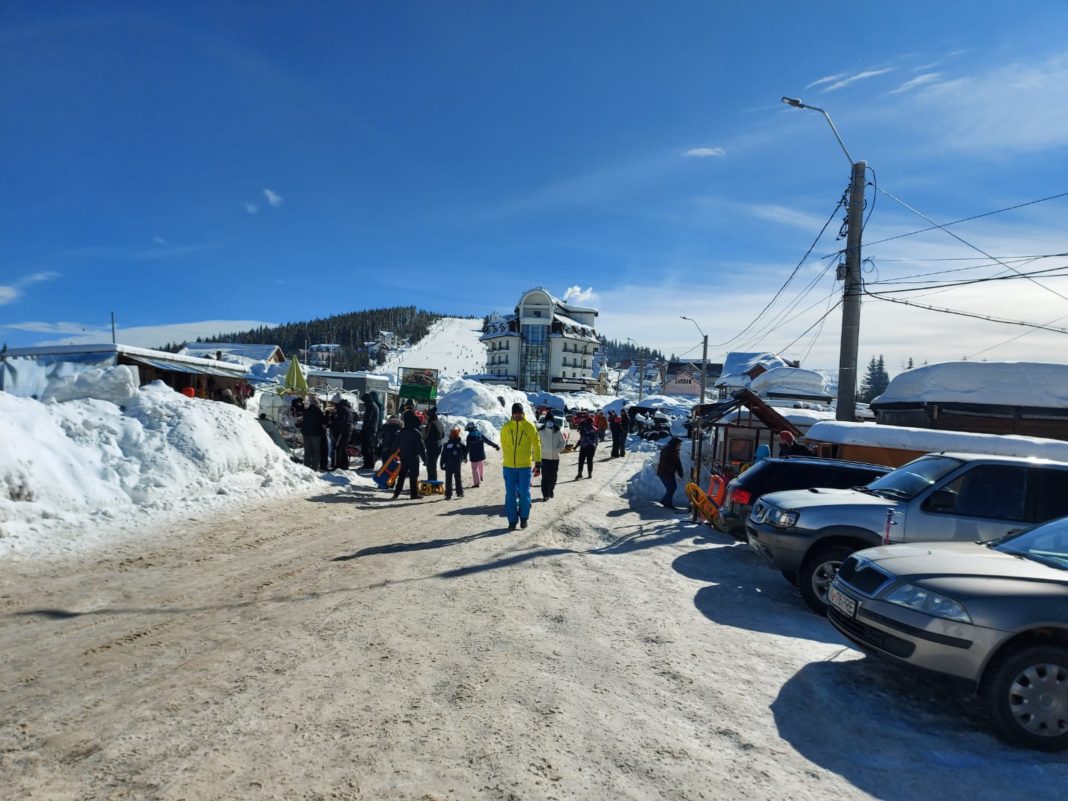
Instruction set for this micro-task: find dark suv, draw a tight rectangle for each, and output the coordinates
[715,457,890,541]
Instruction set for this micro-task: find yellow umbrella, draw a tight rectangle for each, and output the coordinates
[284,356,308,393]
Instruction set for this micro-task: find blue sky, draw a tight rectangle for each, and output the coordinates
[3,1,1068,374]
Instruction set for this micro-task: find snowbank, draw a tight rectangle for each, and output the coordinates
[432,378,536,438]
[627,440,694,506]
[806,420,1068,461]
[873,361,1068,408]
[1,371,317,558]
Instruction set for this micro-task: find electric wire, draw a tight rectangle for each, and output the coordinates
[778,298,844,353]
[865,253,1068,284]
[863,289,1068,334]
[712,192,847,349]
[875,186,1068,303]
[865,261,1068,295]
[968,311,1068,358]
[731,258,839,352]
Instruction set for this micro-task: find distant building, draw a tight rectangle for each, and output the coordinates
[662,359,723,396]
[179,342,286,363]
[480,288,600,392]
[302,343,342,367]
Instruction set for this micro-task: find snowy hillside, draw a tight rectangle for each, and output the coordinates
[380,317,487,381]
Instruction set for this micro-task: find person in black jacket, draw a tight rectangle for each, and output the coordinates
[360,392,381,470]
[301,396,327,471]
[656,436,684,509]
[465,421,499,487]
[439,427,468,499]
[423,407,446,482]
[330,396,355,470]
[378,415,402,465]
[392,411,427,500]
[777,430,814,457]
[609,411,626,458]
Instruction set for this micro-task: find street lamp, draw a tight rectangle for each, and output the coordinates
[679,316,708,405]
[781,96,865,422]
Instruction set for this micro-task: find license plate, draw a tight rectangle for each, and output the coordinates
[828,585,857,617]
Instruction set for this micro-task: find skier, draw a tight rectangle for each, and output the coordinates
[439,427,469,500]
[499,402,541,530]
[537,410,565,500]
[465,421,500,488]
[392,411,427,500]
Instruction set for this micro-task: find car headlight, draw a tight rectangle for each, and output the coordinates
[766,508,799,528]
[884,583,972,623]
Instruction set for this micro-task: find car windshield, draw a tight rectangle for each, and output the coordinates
[991,519,1068,570]
[865,455,963,500]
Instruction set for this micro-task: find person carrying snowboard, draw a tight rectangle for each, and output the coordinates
[439,427,469,500]
[465,421,499,488]
[499,402,541,530]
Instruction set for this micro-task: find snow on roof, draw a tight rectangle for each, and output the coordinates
[872,361,1068,409]
[179,343,283,362]
[714,352,790,387]
[750,367,830,398]
[806,420,1068,461]
[717,406,835,428]
[3,343,249,375]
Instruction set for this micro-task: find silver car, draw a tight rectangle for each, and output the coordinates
[827,519,1068,751]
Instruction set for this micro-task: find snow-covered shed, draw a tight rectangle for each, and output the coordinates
[871,361,1068,441]
[0,343,250,400]
[179,342,286,364]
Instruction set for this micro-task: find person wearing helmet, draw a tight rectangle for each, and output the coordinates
[465,421,499,488]
[439,426,469,499]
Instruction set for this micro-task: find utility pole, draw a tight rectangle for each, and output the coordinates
[110,311,116,344]
[698,336,708,406]
[638,356,645,402]
[838,160,866,422]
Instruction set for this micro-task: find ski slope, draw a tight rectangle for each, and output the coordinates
[380,317,487,381]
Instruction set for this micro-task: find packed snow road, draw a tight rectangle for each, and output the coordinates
[1,450,1064,801]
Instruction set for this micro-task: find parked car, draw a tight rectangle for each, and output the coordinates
[827,520,1068,751]
[714,457,890,541]
[746,452,1068,614]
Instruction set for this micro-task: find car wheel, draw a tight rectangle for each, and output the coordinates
[798,543,856,615]
[780,570,798,587]
[981,645,1068,751]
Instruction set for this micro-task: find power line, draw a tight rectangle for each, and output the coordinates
[865,253,1068,284]
[863,289,1068,334]
[733,258,839,352]
[875,186,1068,304]
[968,311,1068,358]
[713,192,847,349]
[866,261,1068,294]
[859,189,1068,250]
[778,298,844,353]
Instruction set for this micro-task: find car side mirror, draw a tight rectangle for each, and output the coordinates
[924,487,957,512]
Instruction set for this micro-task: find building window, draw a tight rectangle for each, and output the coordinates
[520,323,549,391]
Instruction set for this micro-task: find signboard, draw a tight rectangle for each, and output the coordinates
[398,367,439,401]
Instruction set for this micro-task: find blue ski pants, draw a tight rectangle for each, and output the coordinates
[502,466,532,525]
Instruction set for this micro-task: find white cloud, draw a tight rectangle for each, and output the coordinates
[822,67,896,92]
[244,202,260,214]
[805,73,847,89]
[889,72,942,94]
[563,286,598,304]
[3,319,279,349]
[904,54,1068,153]
[738,203,832,231]
[683,147,726,158]
[263,188,283,208]
[0,271,60,305]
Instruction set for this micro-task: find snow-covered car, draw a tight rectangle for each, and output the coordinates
[747,452,1068,615]
[827,520,1068,751]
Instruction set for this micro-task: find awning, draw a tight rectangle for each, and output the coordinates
[125,355,247,378]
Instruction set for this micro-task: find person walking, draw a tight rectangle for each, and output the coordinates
[537,410,566,500]
[575,415,598,479]
[657,436,684,509]
[609,411,626,458]
[301,396,327,471]
[378,414,402,466]
[392,410,427,500]
[465,421,499,488]
[360,392,381,470]
[330,395,355,470]
[439,427,468,500]
[423,407,445,482]
[594,410,608,442]
[499,402,541,530]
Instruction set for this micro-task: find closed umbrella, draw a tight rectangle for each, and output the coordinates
[284,356,308,393]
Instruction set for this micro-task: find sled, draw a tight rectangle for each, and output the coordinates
[419,479,445,496]
[686,482,720,525]
[373,450,401,489]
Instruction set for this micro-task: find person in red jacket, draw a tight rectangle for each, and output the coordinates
[594,410,608,442]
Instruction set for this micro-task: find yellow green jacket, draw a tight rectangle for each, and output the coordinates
[500,418,542,468]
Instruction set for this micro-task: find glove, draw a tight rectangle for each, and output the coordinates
[533,462,541,477]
